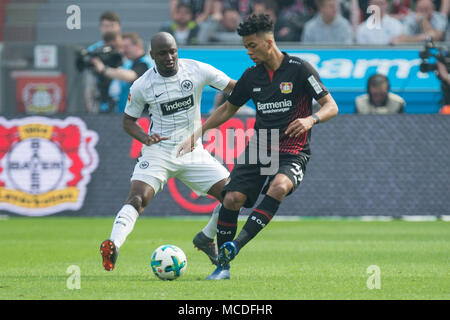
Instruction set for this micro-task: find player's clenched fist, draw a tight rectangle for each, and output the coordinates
[284,117,315,138]
[143,133,169,146]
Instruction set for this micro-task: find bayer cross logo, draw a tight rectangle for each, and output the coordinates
[7,138,65,194]
[181,80,193,92]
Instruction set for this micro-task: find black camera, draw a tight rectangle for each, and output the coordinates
[419,39,450,73]
[75,45,123,72]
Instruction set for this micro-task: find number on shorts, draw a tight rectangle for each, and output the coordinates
[290,163,304,185]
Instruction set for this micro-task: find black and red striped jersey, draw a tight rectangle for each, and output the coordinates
[228,52,329,155]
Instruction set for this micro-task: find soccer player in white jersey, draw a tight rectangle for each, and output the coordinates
[100,32,236,271]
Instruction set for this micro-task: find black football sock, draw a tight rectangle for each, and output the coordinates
[234,195,280,250]
[216,206,240,249]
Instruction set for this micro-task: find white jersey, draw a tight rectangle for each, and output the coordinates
[125,58,230,148]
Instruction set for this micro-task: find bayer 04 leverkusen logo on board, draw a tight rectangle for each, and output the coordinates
[0,117,99,216]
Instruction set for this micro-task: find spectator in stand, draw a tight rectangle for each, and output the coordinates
[197,7,242,43]
[301,0,353,44]
[356,0,406,44]
[432,0,450,15]
[278,0,317,39]
[251,0,301,41]
[88,11,122,52]
[212,0,254,20]
[353,0,371,23]
[161,2,200,45]
[170,0,214,24]
[251,0,275,17]
[390,0,448,20]
[391,0,447,43]
[355,74,405,114]
[390,0,413,20]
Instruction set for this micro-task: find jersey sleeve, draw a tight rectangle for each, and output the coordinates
[227,68,251,107]
[124,81,146,118]
[299,60,329,101]
[197,61,231,91]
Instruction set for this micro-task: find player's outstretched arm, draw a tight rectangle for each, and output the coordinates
[123,113,169,146]
[177,100,240,157]
[285,93,339,138]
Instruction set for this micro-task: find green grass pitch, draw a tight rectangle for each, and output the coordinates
[0,217,449,300]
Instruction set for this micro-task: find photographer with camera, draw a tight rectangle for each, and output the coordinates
[437,61,450,107]
[90,32,152,113]
[79,11,122,113]
[419,39,450,107]
[88,11,122,53]
[76,31,124,113]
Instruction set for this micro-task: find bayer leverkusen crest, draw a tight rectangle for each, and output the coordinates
[0,117,99,216]
[22,82,62,113]
[280,82,293,94]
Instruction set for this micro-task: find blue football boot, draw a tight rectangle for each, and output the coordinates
[218,241,239,267]
[206,264,231,280]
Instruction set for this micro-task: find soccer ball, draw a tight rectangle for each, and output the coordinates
[150,244,187,280]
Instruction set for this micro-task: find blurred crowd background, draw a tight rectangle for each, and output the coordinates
[0,0,449,116]
[1,0,448,45]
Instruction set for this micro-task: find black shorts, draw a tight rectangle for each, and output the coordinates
[222,151,310,208]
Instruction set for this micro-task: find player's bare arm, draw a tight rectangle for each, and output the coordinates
[177,100,240,157]
[285,93,339,138]
[200,100,240,136]
[222,79,237,94]
[123,113,169,146]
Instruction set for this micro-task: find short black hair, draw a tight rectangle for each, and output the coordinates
[368,74,389,88]
[237,14,274,37]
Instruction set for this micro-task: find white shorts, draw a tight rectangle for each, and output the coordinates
[131,144,229,196]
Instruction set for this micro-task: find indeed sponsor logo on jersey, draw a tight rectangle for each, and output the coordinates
[256,99,292,114]
[160,95,194,115]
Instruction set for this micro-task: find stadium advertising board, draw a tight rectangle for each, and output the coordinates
[179,48,439,90]
[179,48,442,113]
[0,115,449,217]
[0,117,98,216]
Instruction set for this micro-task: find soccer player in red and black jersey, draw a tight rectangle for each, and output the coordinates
[178,14,338,280]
